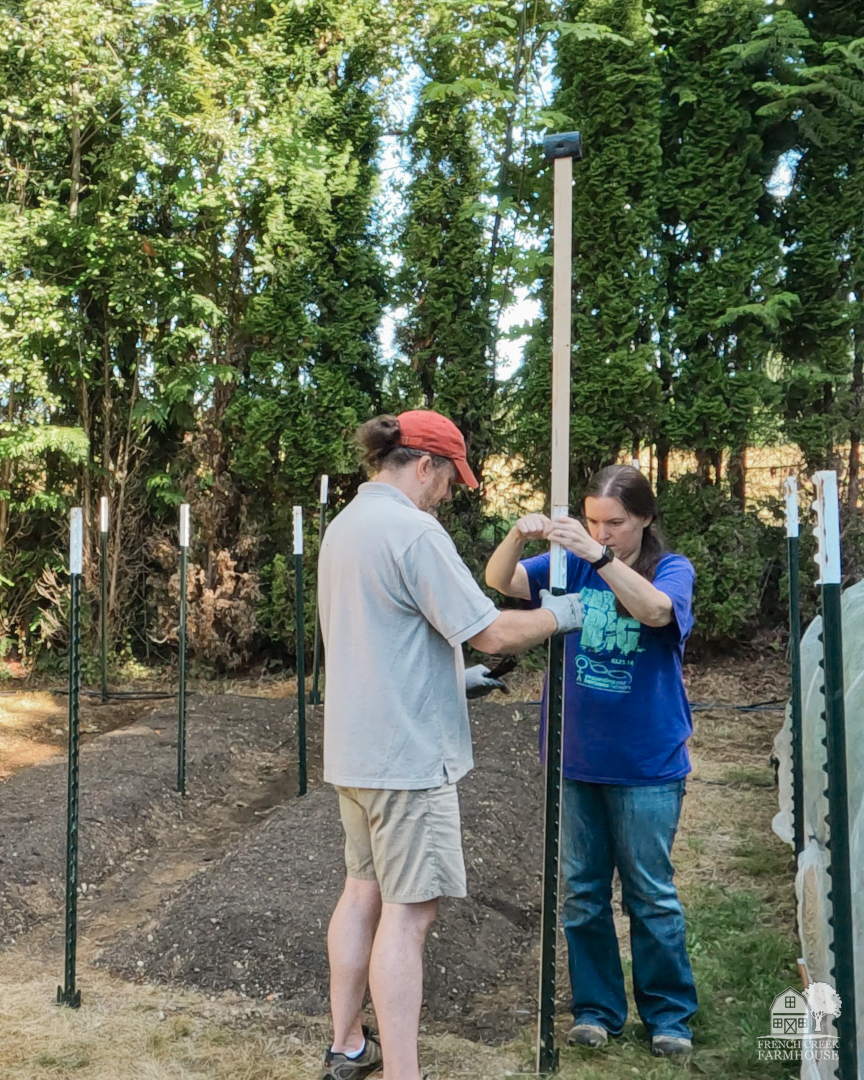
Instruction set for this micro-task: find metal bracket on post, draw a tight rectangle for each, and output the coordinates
[536,131,581,1077]
[811,471,857,1078]
[309,475,328,706]
[58,508,83,1009]
[784,477,804,858]
[294,506,308,796]
[100,497,109,703]
[543,132,583,161]
[177,504,190,796]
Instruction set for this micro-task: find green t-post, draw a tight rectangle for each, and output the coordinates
[177,504,190,795]
[100,497,108,703]
[58,508,83,1008]
[309,475,329,706]
[784,478,804,857]
[294,505,308,796]
[812,470,856,1077]
[537,130,582,1077]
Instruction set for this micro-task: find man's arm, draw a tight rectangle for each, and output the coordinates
[469,608,557,654]
[468,589,583,654]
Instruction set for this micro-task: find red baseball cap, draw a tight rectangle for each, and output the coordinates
[396,410,479,489]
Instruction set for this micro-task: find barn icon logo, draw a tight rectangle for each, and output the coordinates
[757,982,841,1063]
[769,987,811,1039]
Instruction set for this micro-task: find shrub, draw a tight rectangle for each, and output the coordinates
[658,475,784,646]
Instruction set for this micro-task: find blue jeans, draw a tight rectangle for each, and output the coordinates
[560,778,697,1040]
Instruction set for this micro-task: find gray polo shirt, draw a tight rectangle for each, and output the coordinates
[318,482,498,790]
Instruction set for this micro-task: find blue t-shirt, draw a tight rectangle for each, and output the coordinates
[521,551,695,785]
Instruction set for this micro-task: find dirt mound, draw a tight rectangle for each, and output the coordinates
[0,694,299,947]
[95,702,545,1043]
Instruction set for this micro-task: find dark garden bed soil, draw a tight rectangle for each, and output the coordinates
[0,694,301,949]
[93,700,545,1043]
[0,692,547,1042]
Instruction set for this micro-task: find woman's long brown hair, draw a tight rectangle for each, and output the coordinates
[583,466,667,612]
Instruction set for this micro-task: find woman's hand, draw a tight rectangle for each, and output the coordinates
[547,516,604,563]
[511,513,552,545]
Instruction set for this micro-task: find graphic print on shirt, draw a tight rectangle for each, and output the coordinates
[575,588,644,694]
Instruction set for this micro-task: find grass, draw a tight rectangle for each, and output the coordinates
[0,888,798,1080]
[730,831,794,879]
[518,887,799,1080]
[722,765,777,789]
[0,953,521,1079]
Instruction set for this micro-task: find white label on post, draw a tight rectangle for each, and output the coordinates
[100,496,109,534]
[320,475,329,505]
[550,505,569,592]
[783,477,799,538]
[293,506,304,555]
[70,508,83,575]
[811,471,841,585]
[179,504,190,548]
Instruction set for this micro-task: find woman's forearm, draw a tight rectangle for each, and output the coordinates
[485,527,527,595]
[546,516,673,628]
[598,559,673,627]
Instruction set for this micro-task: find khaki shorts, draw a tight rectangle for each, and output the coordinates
[336,783,467,903]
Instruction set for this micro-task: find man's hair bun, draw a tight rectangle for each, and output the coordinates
[357,415,401,470]
[356,414,450,475]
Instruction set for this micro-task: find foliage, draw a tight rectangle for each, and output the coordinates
[0,0,862,663]
[512,0,664,491]
[659,476,782,645]
[738,5,864,485]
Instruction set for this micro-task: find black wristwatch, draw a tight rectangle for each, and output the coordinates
[591,545,614,570]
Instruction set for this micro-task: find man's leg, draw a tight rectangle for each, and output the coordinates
[368,898,438,1080]
[328,877,382,1053]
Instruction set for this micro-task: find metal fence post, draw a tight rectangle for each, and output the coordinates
[309,475,328,706]
[57,507,83,1008]
[177,504,189,796]
[294,505,307,796]
[100,497,109,703]
[811,470,857,1078]
[784,477,805,857]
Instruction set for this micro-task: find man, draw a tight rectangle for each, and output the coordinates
[317,409,583,1080]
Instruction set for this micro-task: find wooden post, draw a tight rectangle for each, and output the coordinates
[537,131,581,1076]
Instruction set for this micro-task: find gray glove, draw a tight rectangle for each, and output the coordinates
[539,589,584,635]
[464,664,508,699]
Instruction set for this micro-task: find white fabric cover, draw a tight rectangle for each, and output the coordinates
[772,579,864,1078]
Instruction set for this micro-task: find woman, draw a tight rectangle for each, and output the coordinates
[485,465,698,1058]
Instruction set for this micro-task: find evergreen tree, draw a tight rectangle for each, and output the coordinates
[754,3,864,494]
[391,29,496,556]
[512,0,663,493]
[653,0,791,499]
[394,47,493,448]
